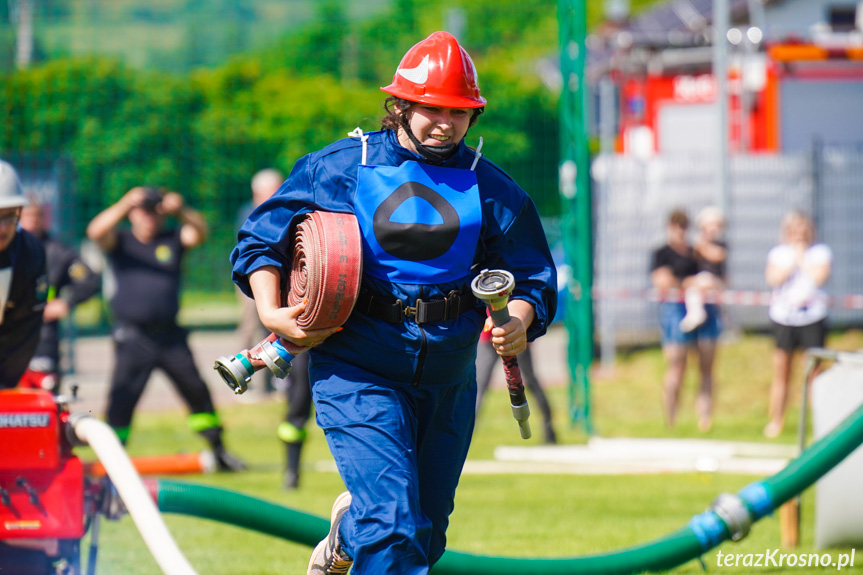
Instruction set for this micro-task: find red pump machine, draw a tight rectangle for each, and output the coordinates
[0,388,95,575]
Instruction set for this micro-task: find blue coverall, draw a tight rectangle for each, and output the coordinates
[231,128,557,574]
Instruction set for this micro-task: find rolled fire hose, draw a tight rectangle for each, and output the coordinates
[214,211,363,393]
[69,414,199,575]
[150,400,863,574]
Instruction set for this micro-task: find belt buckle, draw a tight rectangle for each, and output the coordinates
[444,290,460,319]
[403,299,422,323]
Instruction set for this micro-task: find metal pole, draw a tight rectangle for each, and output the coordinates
[558,0,593,433]
[598,76,616,375]
[712,0,730,215]
[14,0,34,69]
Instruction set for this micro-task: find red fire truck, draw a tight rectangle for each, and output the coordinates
[616,40,863,156]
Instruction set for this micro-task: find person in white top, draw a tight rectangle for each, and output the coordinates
[764,211,832,438]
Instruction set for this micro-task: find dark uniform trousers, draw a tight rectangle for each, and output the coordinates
[107,322,216,430]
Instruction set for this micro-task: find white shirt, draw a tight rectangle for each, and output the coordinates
[767,243,832,326]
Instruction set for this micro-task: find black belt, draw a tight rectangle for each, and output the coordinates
[356,289,477,325]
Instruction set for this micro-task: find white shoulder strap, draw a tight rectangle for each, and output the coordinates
[347,127,369,166]
[470,137,484,172]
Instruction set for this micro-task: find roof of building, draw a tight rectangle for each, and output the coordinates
[587,0,752,77]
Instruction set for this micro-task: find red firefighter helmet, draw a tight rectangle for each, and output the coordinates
[381,31,486,109]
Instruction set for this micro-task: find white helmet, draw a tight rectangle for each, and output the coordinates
[0,160,27,209]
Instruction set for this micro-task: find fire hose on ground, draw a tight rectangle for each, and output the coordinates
[68,414,200,575]
[146,399,863,574]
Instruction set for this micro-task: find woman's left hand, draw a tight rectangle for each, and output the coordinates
[485,299,535,357]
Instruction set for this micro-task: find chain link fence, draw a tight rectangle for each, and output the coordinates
[593,144,863,366]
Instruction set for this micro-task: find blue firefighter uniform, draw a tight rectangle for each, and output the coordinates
[231,128,556,573]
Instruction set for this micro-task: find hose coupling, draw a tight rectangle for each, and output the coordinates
[711,492,752,542]
[214,335,294,394]
[66,412,93,447]
[213,354,255,395]
[471,269,515,313]
[259,338,292,379]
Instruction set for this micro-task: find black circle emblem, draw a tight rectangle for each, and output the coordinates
[373,181,460,262]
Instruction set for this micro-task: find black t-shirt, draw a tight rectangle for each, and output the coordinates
[108,228,184,325]
[695,239,727,279]
[650,244,697,281]
[0,230,48,387]
[33,233,101,364]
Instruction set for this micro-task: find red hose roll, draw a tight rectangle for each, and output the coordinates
[215,211,363,392]
[282,211,363,353]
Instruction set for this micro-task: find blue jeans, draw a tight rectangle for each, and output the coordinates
[658,302,721,345]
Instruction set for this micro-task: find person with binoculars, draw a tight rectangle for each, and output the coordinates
[87,186,246,471]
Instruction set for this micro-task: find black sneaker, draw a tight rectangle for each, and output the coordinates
[214,447,247,472]
[284,470,300,490]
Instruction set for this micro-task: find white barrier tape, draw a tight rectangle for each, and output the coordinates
[590,287,863,310]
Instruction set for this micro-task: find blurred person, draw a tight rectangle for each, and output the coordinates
[679,206,727,333]
[277,351,313,489]
[763,210,832,438]
[650,209,721,431]
[235,168,285,395]
[0,160,48,388]
[475,328,557,443]
[17,199,100,392]
[231,31,557,575]
[235,169,315,488]
[86,186,246,471]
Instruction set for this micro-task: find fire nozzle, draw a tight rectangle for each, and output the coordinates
[471,269,515,323]
[471,269,532,439]
[214,332,294,394]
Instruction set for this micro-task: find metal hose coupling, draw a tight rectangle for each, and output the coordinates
[471,269,515,319]
[471,269,532,439]
[214,333,294,395]
[710,492,753,542]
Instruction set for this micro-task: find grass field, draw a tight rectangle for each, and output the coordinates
[75,330,863,574]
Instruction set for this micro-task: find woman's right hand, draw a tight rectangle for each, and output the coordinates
[259,299,342,349]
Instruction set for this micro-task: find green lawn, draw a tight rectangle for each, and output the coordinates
[75,330,863,574]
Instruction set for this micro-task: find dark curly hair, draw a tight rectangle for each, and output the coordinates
[380,96,484,131]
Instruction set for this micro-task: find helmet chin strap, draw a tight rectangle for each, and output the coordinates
[400,115,460,164]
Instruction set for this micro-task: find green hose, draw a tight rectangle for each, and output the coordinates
[761,398,863,511]
[154,401,863,574]
[155,480,329,548]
